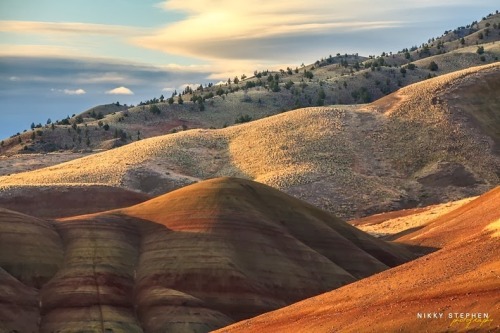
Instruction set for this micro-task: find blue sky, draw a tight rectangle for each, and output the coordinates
[0,1,498,139]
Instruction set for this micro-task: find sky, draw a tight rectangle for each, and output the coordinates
[0,1,498,139]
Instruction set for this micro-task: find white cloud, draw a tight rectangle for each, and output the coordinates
[105,86,134,95]
[178,83,200,91]
[64,88,86,95]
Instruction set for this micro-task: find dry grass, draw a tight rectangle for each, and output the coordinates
[353,197,475,238]
[0,152,90,176]
[376,63,500,180]
[413,42,500,74]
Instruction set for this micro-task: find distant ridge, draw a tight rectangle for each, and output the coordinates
[1,13,499,154]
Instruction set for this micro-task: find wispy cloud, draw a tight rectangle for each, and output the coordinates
[63,88,86,95]
[105,86,134,95]
[0,20,147,36]
[50,88,86,95]
[0,21,151,62]
[0,44,85,58]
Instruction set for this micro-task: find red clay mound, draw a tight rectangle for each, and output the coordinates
[0,267,39,333]
[0,177,414,332]
[215,187,500,333]
[394,186,500,247]
[0,185,151,218]
[0,208,64,288]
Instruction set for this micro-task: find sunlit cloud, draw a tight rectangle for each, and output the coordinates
[136,0,406,61]
[105,86,135,95]
[0,44,85,58]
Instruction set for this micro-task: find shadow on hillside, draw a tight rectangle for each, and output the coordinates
[123,135,253,197]
[383,225,427,241]
[379,226,440,258]
[397,243,439,257]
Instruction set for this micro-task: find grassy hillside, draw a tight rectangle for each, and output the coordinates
[1,63,498,219]
[1,13,499,155]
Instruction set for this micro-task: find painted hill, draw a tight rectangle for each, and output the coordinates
[349,196,475,240]
[0,184,151,218]
[1,63,499,219]
[0,177,414,333]
[215,186,500,333]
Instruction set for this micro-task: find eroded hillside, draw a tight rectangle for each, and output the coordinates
[0,177,414,332]
[217,186,500,333]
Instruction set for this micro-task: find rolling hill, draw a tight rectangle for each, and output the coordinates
[1,63,499,219]
[0,177,414,332]
[216,186,500,333]
[1,13,499,155]
[1,10,499,333]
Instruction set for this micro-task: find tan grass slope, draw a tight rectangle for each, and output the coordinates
[0,177,414,332]
[1,63,499,219]
[215,186,500,333]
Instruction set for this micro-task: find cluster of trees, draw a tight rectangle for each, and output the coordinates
[267,74,281,92]
[253,70,270,79]
[312,53,359,68]
[351,87,372,103]
[235,114,252,124]
[364,57,386,71]
[88,110,104,119]
[30,122,43,130]
[303,70,314,79]
[428,61,439,71]
[150,105,161,115]
[113,128,128,142]
[139,96,164,106]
